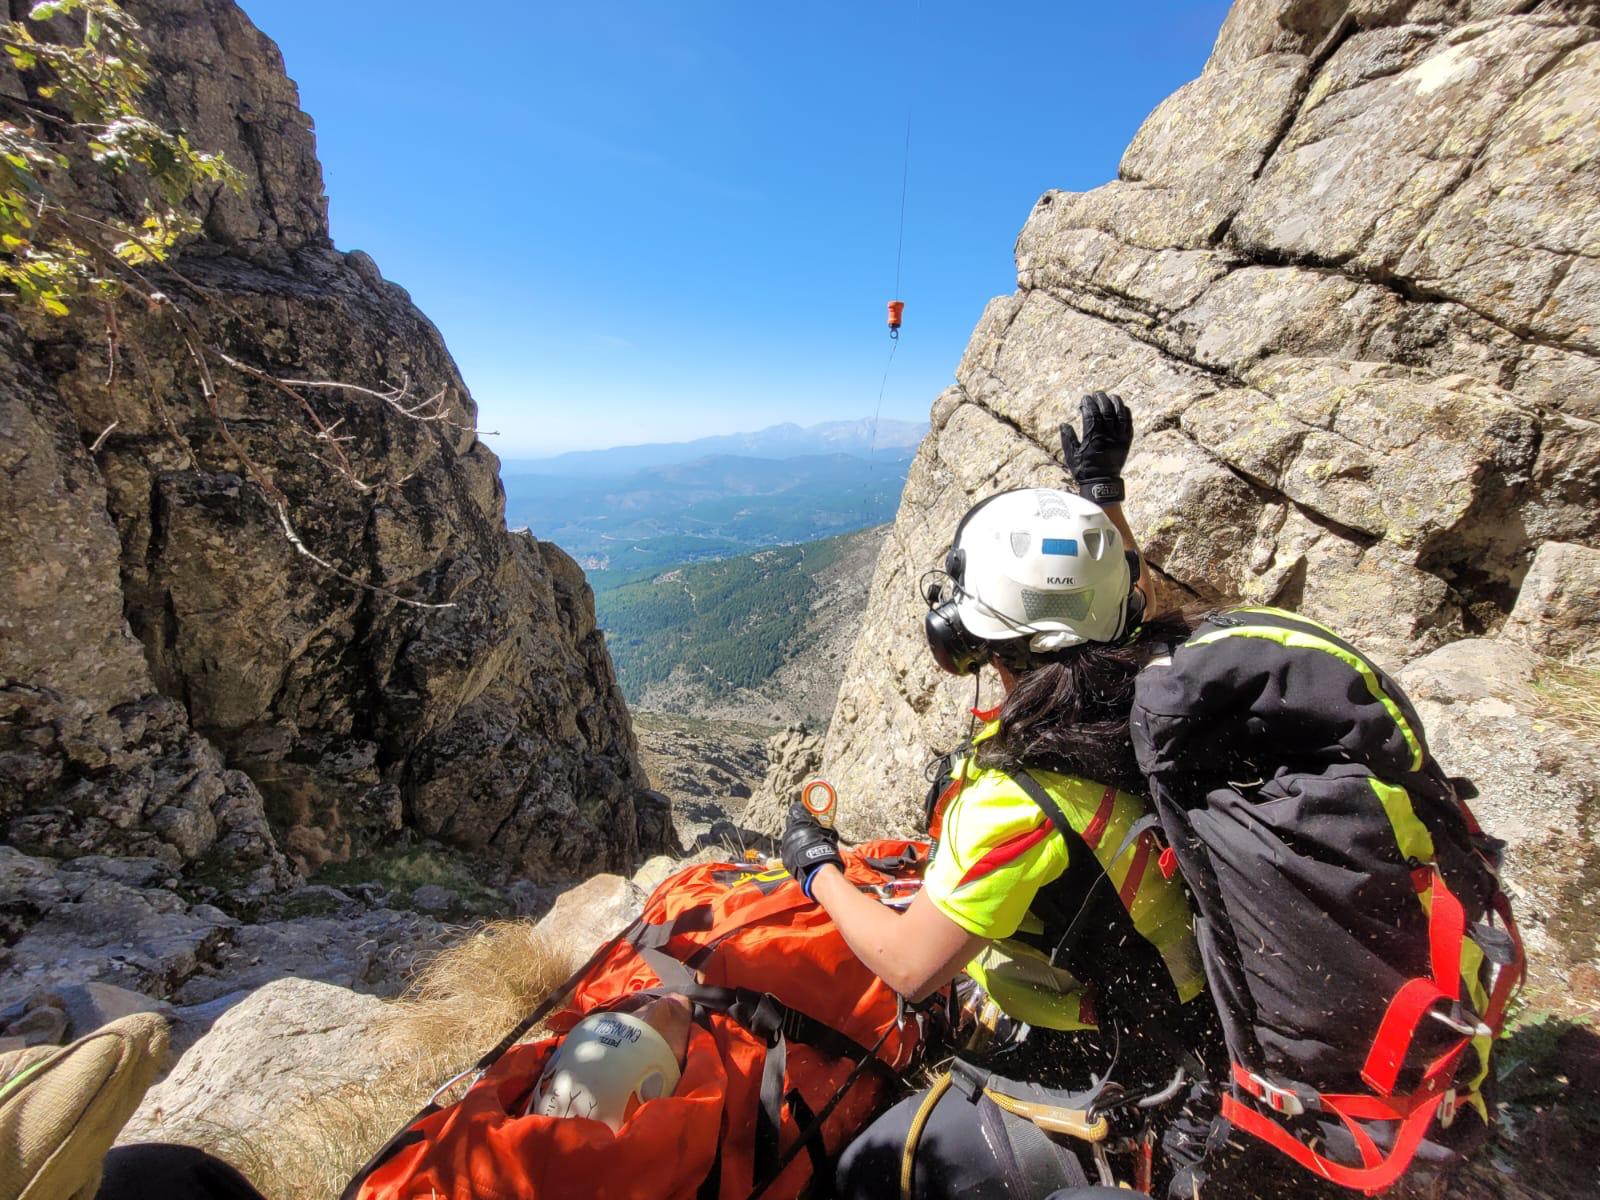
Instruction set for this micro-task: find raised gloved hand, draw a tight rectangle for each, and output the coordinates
[781,802,843,900]
[1060,391,1134,505]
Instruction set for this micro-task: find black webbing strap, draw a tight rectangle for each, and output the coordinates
[691,1004,726,1200]
[635,903,716,953]
[784,1088,831,1187]
[745,1021,896,1200]
[1003,769,1122,970]
[639,946,698,991]
[672,982,879,1065]
[754,1033,789,1186]
[638,904,883,1067]
[1004,769,1207,1084]
[860,846,923,874]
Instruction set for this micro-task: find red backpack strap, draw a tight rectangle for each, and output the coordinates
[1224,1050,1463,1195]
[1361,866,1467,1096]
[1227,862,1527,1195]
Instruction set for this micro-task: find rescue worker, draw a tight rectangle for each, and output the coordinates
[780,394,1236,1199]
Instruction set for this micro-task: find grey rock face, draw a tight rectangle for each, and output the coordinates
[1397,639,1599,1000]
[820,0,1600,848]
[742,726,826,838]
[1,0,665,885]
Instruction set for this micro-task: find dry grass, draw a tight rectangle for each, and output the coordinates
[207,920,572,1200]
[1531,657,1600,743]
[379,918,570,1072]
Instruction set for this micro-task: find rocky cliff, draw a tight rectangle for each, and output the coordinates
[1,0,668,889]
[820,0,1598,990]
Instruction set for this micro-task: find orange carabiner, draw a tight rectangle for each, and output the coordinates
[800,778,838,830]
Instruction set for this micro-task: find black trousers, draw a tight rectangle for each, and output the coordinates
[97,1144,267,1200]
[836,1082,1092,1200]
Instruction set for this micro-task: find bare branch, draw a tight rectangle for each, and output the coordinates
[88,420,117,452]
[209,350,368,487]
[103,300,118,389]
[274,502,454,611]
[124,335,193,469]
[276,375,493,435]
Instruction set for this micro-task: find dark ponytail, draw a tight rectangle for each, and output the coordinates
[976,608,1209,794]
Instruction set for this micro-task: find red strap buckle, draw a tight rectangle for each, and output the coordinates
[1233,1065,1307,1116]
[1158,845,1178,880]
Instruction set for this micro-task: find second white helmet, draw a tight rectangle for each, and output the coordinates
[528,1010,683,1132]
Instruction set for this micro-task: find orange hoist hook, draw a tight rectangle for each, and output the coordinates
[887,299,905,340]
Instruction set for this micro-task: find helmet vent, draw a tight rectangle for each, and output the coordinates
[1019,587,1093,622]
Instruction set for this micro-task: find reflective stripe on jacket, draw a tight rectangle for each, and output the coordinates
[924,722,1203,1031]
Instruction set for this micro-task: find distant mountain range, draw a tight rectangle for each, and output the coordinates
[504,448,914,577]
[500,418,927,479]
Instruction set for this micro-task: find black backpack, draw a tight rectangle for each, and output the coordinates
[1129,608,1524,1193]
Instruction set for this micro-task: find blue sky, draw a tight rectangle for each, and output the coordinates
[242,2,1231,456]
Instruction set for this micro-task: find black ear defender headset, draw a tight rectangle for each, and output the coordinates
[922,489,1146,678]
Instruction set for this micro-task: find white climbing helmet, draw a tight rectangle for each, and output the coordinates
[947,487,1135,649]
[529,1011,682,1132]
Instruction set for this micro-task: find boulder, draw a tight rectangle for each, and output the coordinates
[630,855,682,897]
[119,978,393,1148]
[1502,541,1600,661]
[1398,639,1600,1000]
[409,884,459,915]
[533,875,645,972]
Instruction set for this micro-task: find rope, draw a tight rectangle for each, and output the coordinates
[892,0,918,299]
[893,101,912,299]
[900,1071,953,1200]
[866,334,899,463]
[864,0,918,507]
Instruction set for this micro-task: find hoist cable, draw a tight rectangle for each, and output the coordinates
[868,2,918,489]
[893,105,912,299]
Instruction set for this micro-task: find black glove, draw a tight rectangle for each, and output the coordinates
[781,802,843,900]
[1060,391,1134,505]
